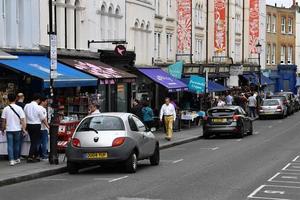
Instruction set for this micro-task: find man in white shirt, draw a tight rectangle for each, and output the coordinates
[24,94,48,162]
[225,93,233,105]
[159,98,176,141]
[1,93,26,166]
[248,93,257,118]
[39,96,50,160]
[88,103,101,115]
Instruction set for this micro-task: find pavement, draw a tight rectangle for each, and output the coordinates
[1,112,300,200]
[0,125,202,187]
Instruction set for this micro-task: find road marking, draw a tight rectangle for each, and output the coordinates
[293,156,300,162]
[236,139,242,141]
[248,185,300,200]
[278,120,283,123]
[199,147,219,150]
[282,163,291,171]
[248,185,266,199]
[268,126,273,128]
[268,173,300,184]
[94,177,114,181]
[268,173,281,182]
[118,198,161,200]
[172,159,184,164]
[254,131,259,135]
[109,176,128,183]
[282,163,300,172]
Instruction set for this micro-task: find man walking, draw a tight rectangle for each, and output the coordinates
[1,93,26,166]
[24,94,48,163]
[39,96,50,160]
[160,98,176,141]
[248,93,257,119]
[225,93,233,105]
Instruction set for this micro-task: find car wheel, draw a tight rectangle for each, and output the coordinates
[237,125,244,138]
[247,122,253,135]
[67,161,79,174]
[203,130,210,139]
[150,145,160,166]
[125,152,138,173]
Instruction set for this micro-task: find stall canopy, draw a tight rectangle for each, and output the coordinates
[138,67,188,92]
[296,77,300,87]
[0,55,98,88]
[59,58,136,84]
[242,73,274,85]
[0,50,18,59]
[181,78,229,93]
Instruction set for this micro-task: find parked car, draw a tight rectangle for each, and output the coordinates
[203,106,253,139]
[276,92,297,113]
[258,99,287,119]
[270,95,294,115]
[66,113,160,174]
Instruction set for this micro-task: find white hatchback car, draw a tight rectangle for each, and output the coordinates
[66,113,160,174]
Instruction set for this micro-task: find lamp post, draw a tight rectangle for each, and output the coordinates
[256,42,262,93]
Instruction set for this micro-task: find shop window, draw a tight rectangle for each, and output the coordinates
[281,17,286,33]
[272,15,276,33]
[280,46,286,64]
[267,14,271,32]
[271,44,276,64]
[287,46,293,64]
[117,83,127,112]
[288,18,293,34]
[266,44,271,64]
[166,33,172,59]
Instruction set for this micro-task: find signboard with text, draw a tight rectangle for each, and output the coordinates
[188,75,205,94]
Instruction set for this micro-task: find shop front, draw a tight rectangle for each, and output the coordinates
[59,58,137,112]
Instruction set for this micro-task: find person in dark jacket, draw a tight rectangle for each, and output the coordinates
[131,99,143,120]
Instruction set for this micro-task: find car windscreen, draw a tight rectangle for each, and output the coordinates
[263,100,279,106]
[77,116,125,131]
[270,96,286,101]
[207,109,236,117]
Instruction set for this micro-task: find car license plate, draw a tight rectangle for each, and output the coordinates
[265,112,273,115]
[87,152,108,159]
[212,118,226,123]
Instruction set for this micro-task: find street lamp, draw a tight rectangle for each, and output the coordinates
[256,41,262,93]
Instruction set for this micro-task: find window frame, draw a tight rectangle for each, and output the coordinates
[281,17,286,34]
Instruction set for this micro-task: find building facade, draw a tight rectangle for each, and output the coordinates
[266,4,296,70]
[126,0,154,66]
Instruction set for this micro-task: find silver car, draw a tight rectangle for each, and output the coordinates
[259,99,287,119]
[66,113,160,174]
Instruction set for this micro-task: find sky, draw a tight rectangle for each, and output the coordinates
[266,0,293,7]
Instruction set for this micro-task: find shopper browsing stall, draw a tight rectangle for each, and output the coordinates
[39,96,50,160]
[1,93,27,166]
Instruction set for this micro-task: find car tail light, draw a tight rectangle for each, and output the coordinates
[283,100,288,105]
[72,138,81,147]
[203,116,208,121]
[233,115,240,122]
[258,107,263,112]
[277,106,282,111]
[112,137,125,147]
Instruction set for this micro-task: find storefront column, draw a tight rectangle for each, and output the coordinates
[155,84,159,110]
[56,0,66,48]
[108,84,112,112]
[66,0,75,49]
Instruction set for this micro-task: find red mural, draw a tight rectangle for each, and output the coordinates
[177,0,192,53]
[214,0,226,54]
[249,0,260,54]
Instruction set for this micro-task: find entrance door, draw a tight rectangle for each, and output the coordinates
[117,83,128,112]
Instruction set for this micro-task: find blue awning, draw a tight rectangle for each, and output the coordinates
[296,77,300,87]
[138,67,188,92]
[242,73,274,85]
[181,78,228,93]
[0,55,98,88]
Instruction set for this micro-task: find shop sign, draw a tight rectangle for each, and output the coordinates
[230,65,243,76]
[188,75,205,94]
[114,45,126,56]
[168,61,183,79]
[214,0,226,54]
[177,0,192,54]
[249,0,260,54]
[50,34,57,79]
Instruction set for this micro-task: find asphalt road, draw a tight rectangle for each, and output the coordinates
[1,112,300,200]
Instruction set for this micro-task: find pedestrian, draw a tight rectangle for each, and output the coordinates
[240,93,248,111]
[88,102,100,115]
[1,93,27,166]
[16,93,26,109]
[142,101,154,129]
[217,98,226,107]
[225,92,233,105]
[39,96,50,160]
[159,97,176,141]
[131,99,143,120]
[24,93,48,163]
[248,93,257,119]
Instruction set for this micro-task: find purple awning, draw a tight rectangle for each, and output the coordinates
[138,68,188,92]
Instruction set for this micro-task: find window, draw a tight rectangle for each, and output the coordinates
[128,117,138,131]
[155,0,159,15]
[167,0,171,17]
[235,0,242,6]
[195,39,203,62]
[281,17,286,33]
[287,46,293,64]
[195,4,204,27]
[154,32,161,59]
[166,33,172,59]
[280,46,286,64]
[235,14,241,34]
[271,44,276,64]
[132,116,146,132]
[266,44,271,64]
[288,18,293,34]
[272,15,276,32]
[77,116,125,131]
[267,14,271,32]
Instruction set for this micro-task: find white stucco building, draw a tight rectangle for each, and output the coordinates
[126,0,154,66]
[0,0,40,49]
